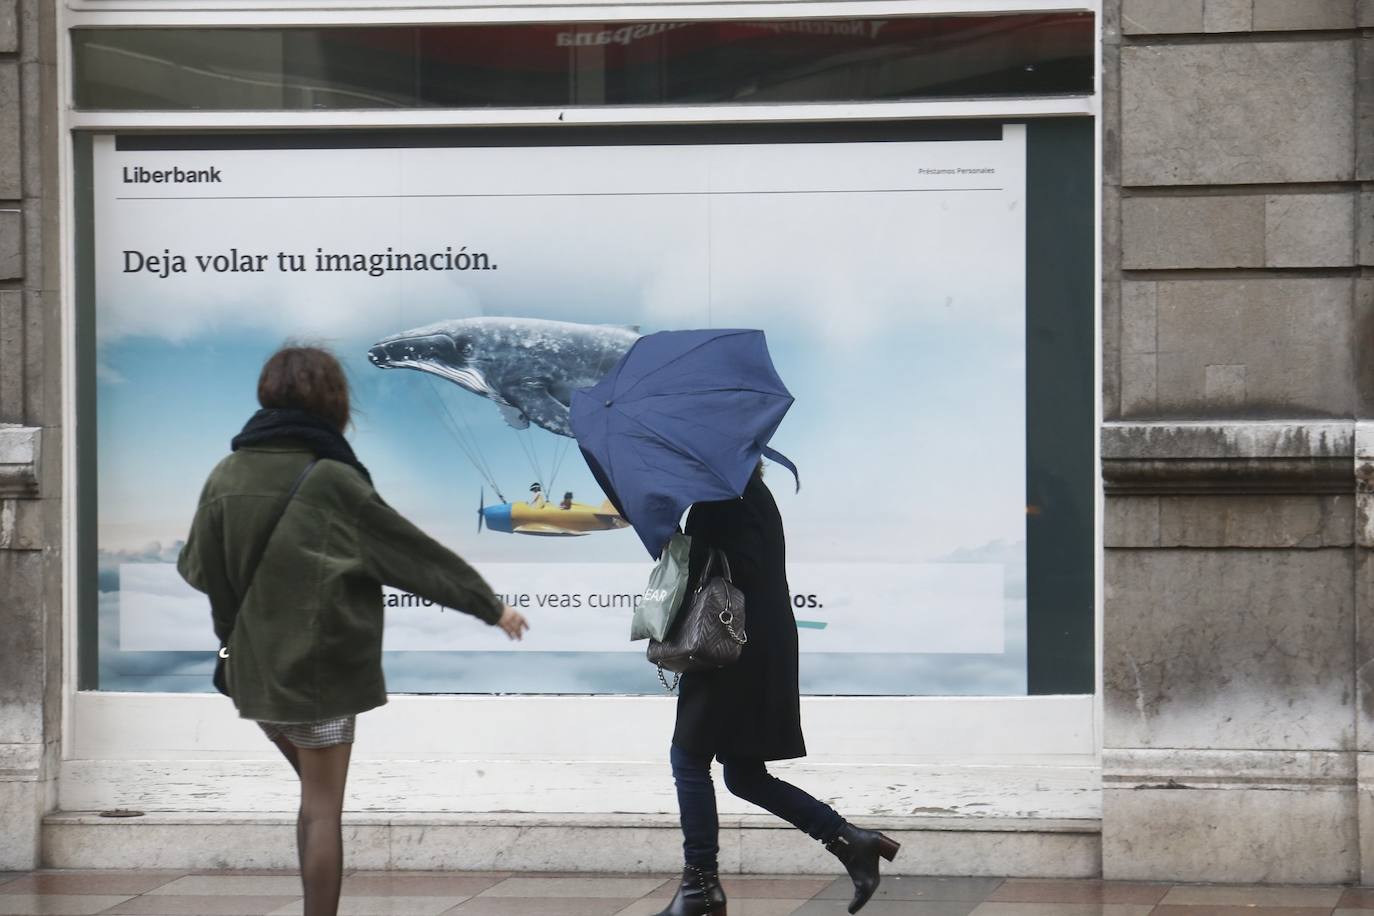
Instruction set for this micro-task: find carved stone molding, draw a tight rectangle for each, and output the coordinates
[0,426,40,498]
[1103,421,1356,495]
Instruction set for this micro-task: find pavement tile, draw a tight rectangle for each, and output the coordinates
[720,878,830,899]
[968,906,1155,916]
[341,875,504,897]
[99,896,301,915]
[718,904,809,916]
[479,877,667,899]
[793,901,979,916]
[4,871,1367,916]
[1151,908,1334,916]
[817,875,1002,902]
[615,900,807,916]
[0,895,135,915]
[444,899,636,916]
[1159,885,1345,907]
[639,881,676,901]
[145,876,303,896]
[986,880,1169,905]
[189,871,302,878]
[269,897,469,915]
[349,872,512,880]
[1340,888,1374,908]
[493,873,636,880]
[0,874,182,896]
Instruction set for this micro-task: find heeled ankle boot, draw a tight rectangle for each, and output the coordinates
[825,822,901,914]
[653,864,727,916]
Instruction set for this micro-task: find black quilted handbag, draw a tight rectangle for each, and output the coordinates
[647,548,747,691]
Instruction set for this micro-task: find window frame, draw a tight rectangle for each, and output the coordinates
[56,0,1106,817]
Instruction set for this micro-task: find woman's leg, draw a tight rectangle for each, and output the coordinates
[295,743,353,916]
[669,744,720,869]
[268,736,307,872]
[271,735,302,776]
[658,745,728,915]
[719,756,843,843]
[721,757,898,914]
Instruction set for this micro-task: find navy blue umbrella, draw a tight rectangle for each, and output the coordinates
[570,328,798,558]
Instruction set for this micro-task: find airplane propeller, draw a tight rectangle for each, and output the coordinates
[477,487,485,534]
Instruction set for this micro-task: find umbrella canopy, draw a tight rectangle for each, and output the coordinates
[570,328,798,558]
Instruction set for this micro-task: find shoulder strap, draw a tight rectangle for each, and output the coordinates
[237,458,317,610]
[714,549,733,582]
[696,548,732,590]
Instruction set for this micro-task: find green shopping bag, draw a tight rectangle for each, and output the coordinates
[631,533,692,642]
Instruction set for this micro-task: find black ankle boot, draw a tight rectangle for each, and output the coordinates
[825,822,901,914]
[653,864,727,916]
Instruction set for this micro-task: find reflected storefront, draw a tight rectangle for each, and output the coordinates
[73,16,1093,109]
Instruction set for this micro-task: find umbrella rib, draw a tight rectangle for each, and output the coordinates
[615,391,792,450]
[626,386,792,402]
[609,405,745,495]
[613,330,756,402]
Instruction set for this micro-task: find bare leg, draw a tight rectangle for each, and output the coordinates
[296,743,352,916]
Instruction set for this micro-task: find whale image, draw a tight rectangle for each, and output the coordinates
[368,317,642,437]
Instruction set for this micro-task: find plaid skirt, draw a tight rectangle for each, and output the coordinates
[257,715,356,749]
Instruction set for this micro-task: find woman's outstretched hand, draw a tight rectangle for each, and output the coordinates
[498,604,530,641]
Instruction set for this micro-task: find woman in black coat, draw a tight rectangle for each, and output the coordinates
[655,463,900,916]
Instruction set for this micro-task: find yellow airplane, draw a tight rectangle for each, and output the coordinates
[478,489,629,537]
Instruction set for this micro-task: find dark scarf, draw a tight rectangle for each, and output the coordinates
[231,408,371,483]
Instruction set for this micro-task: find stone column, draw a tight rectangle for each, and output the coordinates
[0,0,60,871]
[1101,0,1373,883]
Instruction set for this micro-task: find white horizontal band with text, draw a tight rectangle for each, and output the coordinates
[69,98,1097,130]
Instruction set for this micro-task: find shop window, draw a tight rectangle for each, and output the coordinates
[75,118,1094,697]
[72,15,1094,111]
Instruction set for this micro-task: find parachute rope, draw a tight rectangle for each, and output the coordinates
[547,435,574,495]
[514,428,546,495]
[419,377,584,507]
[423,377,506,502]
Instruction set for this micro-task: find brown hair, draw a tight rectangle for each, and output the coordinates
[257,345,351,431]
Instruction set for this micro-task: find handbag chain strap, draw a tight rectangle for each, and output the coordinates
[719,585,747,645]
[720,610,748,645]
[657,664,681,693]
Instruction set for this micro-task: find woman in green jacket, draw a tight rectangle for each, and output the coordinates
[178,345,528,916]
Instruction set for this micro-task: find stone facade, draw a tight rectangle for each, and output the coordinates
[1104,0,1374,883]
[0,0,58,872]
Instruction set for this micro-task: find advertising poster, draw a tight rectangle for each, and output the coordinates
[91,126,1028,695]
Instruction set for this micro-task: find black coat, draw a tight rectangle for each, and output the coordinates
[671,474,807,762]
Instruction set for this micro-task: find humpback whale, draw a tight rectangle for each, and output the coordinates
[368,317,641,437]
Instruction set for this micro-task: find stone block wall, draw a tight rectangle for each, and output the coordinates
[1103,0,1374,883]
[0,0,59,871]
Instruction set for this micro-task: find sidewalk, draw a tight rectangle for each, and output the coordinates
[2,871,1374,915]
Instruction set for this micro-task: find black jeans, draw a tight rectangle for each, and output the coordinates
[670,743,845,870]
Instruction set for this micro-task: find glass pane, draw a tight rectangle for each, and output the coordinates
[73,15,1094,111]
[74,121,1105,696]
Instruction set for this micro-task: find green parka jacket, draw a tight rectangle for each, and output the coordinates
[177,441,503,722]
